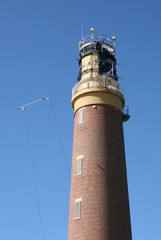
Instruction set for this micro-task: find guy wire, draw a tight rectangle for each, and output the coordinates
[24,110,45,240]
[49,100,71,179]
[49,101,88,239]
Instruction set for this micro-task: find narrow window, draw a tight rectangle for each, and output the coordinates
[76,155,83,175]
[79,108,84,124]
[77,158,82,175]
[75,198,82,219]
[76,201,81,218]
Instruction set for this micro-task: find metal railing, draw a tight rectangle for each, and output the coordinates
[79,34,115,52]
[72,76,124,97]
[122,106,129,115]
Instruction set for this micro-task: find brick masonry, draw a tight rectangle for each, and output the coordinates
[68,104,132,240]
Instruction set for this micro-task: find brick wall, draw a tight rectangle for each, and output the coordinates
[68,104,132,240]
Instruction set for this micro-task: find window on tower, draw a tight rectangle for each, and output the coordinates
[78,108,84,124]
[75,198,82,219]
[77,155,83,175]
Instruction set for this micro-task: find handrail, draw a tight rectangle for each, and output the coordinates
[122,106,129,115]
[79,34,115,52]
[72,76,124,97]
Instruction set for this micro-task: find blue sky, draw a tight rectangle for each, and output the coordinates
[0,0,161,239]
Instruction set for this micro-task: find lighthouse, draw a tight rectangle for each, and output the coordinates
[68,28,132,240]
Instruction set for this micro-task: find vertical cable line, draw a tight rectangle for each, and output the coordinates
[49,101,88,239]
[24,110,45,240]
[49,100,71,179]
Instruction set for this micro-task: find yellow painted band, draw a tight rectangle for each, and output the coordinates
[71,87,125,112]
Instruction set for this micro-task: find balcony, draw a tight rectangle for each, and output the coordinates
[79,34,115,57]
[72,76,124,97]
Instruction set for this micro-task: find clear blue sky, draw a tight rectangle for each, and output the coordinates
[0,0,161,239]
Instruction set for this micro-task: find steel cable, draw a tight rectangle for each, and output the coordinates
[49,101,88,239]
[24,110,45,240]
[49,100,71,179]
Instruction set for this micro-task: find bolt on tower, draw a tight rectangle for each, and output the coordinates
[68,28,132,240]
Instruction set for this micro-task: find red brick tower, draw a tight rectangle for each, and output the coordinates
[68,28,132,240]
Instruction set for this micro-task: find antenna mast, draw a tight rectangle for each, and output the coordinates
[18,97,50,110]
